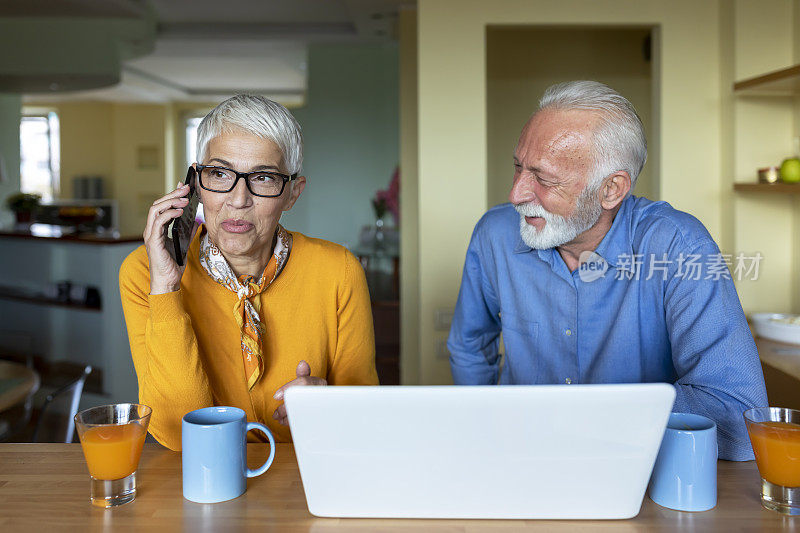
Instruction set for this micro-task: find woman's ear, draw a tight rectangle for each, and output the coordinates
[283,175,306,212]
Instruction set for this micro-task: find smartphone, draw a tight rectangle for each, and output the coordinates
[166,166,200,267]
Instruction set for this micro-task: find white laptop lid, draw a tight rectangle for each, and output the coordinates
[285,383,675,519]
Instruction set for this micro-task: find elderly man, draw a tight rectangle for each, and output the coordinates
[447,80,767,460]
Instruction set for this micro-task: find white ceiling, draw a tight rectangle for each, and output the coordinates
[20,0,409,104]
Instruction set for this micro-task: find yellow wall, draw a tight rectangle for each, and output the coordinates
[24,101,171,235]
[416,0,727,384]
[110,104,168,235]
[794,0,800,314]
[399,7,421,384]
[486,26,654,208]
[407,0,800,385]
[730,0,796,314]
[51,102,114,199]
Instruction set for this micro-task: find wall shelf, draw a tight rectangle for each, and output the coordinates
[733,182,800,193]
[0,286,101,312]
[733,64,800,95]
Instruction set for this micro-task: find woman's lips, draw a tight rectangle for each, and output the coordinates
[221,219,254,233]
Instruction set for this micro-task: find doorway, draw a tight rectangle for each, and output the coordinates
[486,26,657,207]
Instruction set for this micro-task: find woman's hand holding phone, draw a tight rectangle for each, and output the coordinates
[144,183,198,295]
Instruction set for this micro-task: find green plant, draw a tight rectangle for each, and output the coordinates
[5,192,41,212]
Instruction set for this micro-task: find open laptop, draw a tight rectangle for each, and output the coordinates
[284,383,675,519]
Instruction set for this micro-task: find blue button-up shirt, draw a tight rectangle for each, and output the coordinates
[448,195,767,460]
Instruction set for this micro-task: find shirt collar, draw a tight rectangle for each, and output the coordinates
[511,195,636,270]
[593,195,635,269]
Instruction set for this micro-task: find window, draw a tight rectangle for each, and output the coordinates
[185,117,202,166]
[185,115,204,222]
[20,112,60,201]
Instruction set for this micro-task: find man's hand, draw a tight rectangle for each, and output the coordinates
[272,360,326,426]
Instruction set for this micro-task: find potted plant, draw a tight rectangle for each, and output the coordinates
[5,192,41,225]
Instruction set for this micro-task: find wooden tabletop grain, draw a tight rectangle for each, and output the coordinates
[0,443,794,531]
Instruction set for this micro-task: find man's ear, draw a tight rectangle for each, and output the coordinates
[600,171,631,210]
[283,175,306,212]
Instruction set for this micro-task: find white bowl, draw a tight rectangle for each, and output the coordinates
[751,313,800,345]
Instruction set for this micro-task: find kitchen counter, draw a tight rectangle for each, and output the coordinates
[0,225,142,245]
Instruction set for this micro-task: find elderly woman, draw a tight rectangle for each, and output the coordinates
[119,95,378,450]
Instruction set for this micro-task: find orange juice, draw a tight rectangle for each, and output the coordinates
[79,423,146,480]
[748,421,800,487]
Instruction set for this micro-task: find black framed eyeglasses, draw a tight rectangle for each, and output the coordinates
[196,164,297,198]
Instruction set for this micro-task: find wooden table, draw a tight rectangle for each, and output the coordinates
[754,336,800,410]
[0,444,795,531]
[0,361,39,412]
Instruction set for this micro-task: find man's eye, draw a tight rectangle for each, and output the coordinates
[211,170,227,178]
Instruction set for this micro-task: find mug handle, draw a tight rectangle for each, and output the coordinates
[245,421,276,478]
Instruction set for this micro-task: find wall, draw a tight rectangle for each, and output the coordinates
[794,0,800,314]
[21,100,168,236]
[109,104,167,235]
[53,102,114,200]
[285,43,399,247]
[23,42,399,244]
[729,0,796,314]
[486,27,654,208]
[416,0,725,385]
[0,94,21,227]
[399,8,420,384]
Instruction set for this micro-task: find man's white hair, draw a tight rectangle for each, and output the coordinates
[538,80,647,189]
[196,94,303,175]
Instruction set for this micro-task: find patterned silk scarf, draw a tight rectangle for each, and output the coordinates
[199,225,292,389]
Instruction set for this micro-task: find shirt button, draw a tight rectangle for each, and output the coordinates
[565,329,572,336]
[565,378,572,384]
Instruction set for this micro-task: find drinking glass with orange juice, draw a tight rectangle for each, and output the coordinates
[744,407,800,515]
[74,404,152,508]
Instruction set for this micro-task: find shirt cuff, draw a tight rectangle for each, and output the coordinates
[451,363,498,385]
[148,291,186,323]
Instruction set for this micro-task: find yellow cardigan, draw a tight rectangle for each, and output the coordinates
[119,228,378,450]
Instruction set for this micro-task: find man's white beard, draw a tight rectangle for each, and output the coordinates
[515,185,603,250]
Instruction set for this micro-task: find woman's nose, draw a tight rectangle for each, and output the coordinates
[227,178,253,206]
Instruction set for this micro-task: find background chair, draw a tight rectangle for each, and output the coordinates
[32,365,91,443]
[0,329,35,369]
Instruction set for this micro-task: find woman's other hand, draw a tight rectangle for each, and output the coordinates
[272,360,326,426]
[144,183,196,294]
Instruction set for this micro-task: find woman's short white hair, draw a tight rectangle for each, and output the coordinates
[538,80,647,189]
[196,94,303,175]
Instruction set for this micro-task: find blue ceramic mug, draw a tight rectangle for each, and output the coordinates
[648,412,717,512]
[182,406,275,503]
